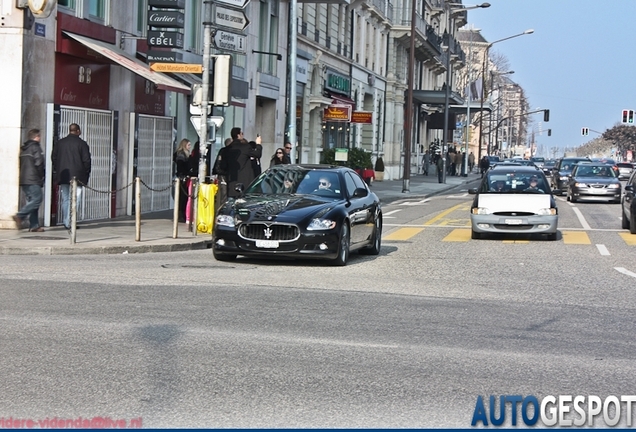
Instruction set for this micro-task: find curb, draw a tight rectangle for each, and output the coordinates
[0,240,212,256]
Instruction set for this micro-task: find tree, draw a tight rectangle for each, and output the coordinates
[602,124,636,155]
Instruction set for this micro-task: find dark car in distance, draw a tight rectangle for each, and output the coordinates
[212,165,383,266]
[566,163,622,203]
[617,162,635,180]
[622,169,636,234]
[550,157,592,194]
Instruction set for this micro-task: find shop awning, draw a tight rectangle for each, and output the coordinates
[411,89,464,106]
[63,32,191,94]
[331,94,356,110]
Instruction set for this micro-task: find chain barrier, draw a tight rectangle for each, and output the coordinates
[77,179,134,194]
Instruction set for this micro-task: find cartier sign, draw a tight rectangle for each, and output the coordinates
[147,30,184,49]
[148,0,185,8]
[148,11,185,28]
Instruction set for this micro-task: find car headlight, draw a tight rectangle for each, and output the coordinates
[471,207,491,215]
[560,176,569,181]
[607,184,621,189]
[537,208,557,216]
[307,218,337,230]
[574,182,586,187]
[215,215,235,227]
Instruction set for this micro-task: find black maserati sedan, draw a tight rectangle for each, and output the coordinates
[212,165,383,266]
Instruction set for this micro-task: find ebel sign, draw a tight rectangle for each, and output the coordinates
[148,0,185,8]
[147,30,184,49]
[148,11,185,28]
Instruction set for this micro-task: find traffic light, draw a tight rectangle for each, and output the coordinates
[581,127,589,136]
[622,109,629,123]
[630,110,635,124]
[543,109,550,122]
[548,129,551,136]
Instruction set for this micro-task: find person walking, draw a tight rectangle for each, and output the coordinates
[422,150,430,176]
[468,152,475,173]
[173,138,191,223]
[436,153,444,183]
[212,138,232,211]
[480,155,490,178]
[51,123,91,231]
[13,128,45,232]
[220,127,259,198]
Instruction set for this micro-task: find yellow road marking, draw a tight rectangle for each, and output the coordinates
[502,239,530,244]
[443,229,471,242]
[424,203,467,226]
[619,232,636,245]
[383,227,424,241]
[562,231,591,244]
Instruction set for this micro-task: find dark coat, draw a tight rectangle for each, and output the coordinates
[51,133,91,185]
[173,150,190,178]
[212,146,228,176]
[220,139,258,197]
[19,139,45,186]
[249,141,263,177]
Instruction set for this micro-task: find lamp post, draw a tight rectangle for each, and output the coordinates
[440,2,489,183]
[486,70,513,155]
[477,29,533,163]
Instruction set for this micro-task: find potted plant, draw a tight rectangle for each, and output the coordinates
[374,156,385,181]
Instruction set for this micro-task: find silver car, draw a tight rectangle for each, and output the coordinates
[566,163,622,203]
[469,166,558,240]
[617,162,634,181]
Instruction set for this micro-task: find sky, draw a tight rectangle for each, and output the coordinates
[464,0,636,157]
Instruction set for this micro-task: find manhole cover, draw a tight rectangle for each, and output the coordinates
[23,236,68,241]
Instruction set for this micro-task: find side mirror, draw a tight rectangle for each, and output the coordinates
[468,188,478,195]
[625,185,634,192]
[352,187,368,198]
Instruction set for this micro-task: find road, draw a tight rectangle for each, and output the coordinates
[1,181,635,428]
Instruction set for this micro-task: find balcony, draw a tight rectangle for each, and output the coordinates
[362,0,393,23]
[390,8,442,60]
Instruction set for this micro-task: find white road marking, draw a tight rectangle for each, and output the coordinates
[400,199,430,206]
[572,207,592,230]
[615,267,636,278]
[596,244,610,256]
[383,209,402,216]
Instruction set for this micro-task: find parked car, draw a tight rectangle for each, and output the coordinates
[566,163,622,203]
[468,165,558,240]
[621,169,636,234]
[550,157,592,194]
[617,162,635,180]
[212,165,383,266]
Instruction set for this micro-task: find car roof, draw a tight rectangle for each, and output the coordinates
[489,165,543,174]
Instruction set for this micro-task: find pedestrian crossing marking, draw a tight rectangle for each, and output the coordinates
[442,229,471,241]
[618,233,636,245]
[383,227,424,241]
[424,203,466,226]
[562,231,591,244]
[502,239,530,244]
[438,218,471,227]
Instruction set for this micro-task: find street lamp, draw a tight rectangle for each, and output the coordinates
[477,29,533,163]
[486,70,513,155]
[440,2,490,184]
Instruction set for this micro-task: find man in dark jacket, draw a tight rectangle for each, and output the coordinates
[13,129,45,232]
[220,127,259,198]
[51,123,92,230]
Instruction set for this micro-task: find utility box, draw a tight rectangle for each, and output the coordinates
[211,55,231,107]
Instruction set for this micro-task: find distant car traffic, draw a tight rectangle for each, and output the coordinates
[617,162,635,180]
[541,159,556,177]
[566,163,622,203]
[550,157,592,194]
[468,165,558,240]
[621,169,636,234]
[530,156,545,168]
[212,165,383,266]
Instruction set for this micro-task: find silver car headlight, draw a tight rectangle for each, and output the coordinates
[560,176,569,181]
[607,184,620,189]
[307,218,337,230]
[215,215,235,227]
[537,208,557,216]
[471,207,491,215]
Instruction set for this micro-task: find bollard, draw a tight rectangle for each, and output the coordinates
[135,177,141,242]
[69,177,77,245]
[173,177,180,239]
[192,179,199,237]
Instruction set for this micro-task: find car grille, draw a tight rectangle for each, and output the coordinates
[493,211,534,217]
[494,224,533,230]
[589,184,607,188]
[238,223,300,241]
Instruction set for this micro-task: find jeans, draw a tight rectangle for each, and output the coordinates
[60,184,83,229]
[16,184,43,229]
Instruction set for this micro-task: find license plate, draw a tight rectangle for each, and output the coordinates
[589,188,605,194]
[504,219,523,225]
[255,240,279,248]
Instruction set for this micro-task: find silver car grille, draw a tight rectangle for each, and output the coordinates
[238,223,300,241]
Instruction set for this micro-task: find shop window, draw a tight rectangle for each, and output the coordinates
[57,0,108,23]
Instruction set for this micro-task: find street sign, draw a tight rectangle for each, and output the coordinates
[213,5,250,31]
[147,30,184,49]
[190,116,225,142]
[148,10,185,28]
[190,104,211,115]
[150,63,202,73]
[214,0,250,9]
[213,30,247,53]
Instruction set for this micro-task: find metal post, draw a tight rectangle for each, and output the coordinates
[173,177,180,239]
[287,0,297,163]
[441,5,454,184]
[192,179,199,237]
[477,45,489,161]
[402,0,416,192]
[135,177,141,242]
[69,177,77,244]
[199,0,213,184]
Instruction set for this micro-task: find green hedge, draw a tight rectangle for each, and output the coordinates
[321,147,373,170]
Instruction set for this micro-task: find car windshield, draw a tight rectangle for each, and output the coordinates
[483,172,549,194]
[575,166,616,178]
[245,167,344,198]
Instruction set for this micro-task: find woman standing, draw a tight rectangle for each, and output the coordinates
[173,138,191,222]
[269,147,286,167]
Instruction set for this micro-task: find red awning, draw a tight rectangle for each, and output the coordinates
[331,95,356,110]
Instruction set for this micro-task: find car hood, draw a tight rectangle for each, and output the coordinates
[572,177,620,185]
[227,194,338,223]
[478,194,552,213]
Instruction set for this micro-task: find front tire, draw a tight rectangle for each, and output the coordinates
[622,207,630,229]
[332,222,350,266]
[631,211,636,235]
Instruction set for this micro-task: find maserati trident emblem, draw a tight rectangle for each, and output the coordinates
[264,227,273,239]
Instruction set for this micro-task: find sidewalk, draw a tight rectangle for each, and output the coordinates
[0,169,480,256]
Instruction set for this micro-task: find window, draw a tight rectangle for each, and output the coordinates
[58,0,107,23]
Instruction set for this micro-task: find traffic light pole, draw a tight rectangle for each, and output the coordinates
[199,0,213,184]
